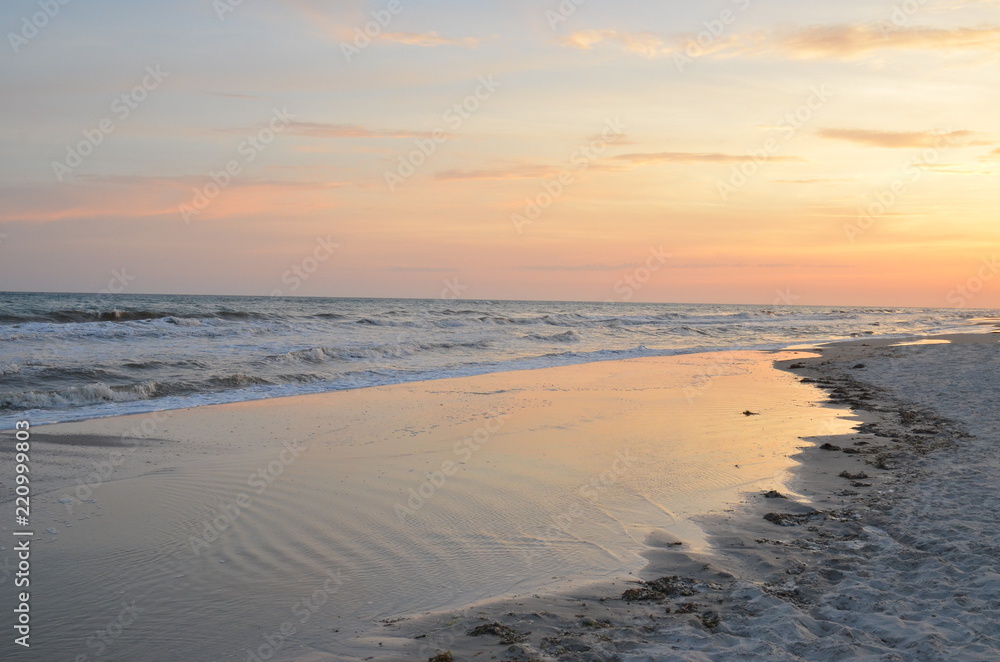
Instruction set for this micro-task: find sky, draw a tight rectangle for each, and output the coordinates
[1,0,998,307]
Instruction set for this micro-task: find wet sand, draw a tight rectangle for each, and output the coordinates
[384,333,1000,661]
[0,349,850,661]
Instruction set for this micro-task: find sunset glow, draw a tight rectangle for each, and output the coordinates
[2,0,998,306]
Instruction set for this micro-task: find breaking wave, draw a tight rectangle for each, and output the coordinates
[0,292,983,426]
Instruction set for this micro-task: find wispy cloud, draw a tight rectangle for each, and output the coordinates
[381,31,479,48]
[561,23,1000,61]
[768,24,1000,59]
[774,178,854,184]
[283,0,366,41]
[816,128,980,148]
[284,122,437,139]
[284,2,481,48]
[435,165,563,181]
[561,29,669,57]
[435,152,793,179]
[612,152,803,165]
[75,174,350,190]
[518,263,644,272]
[586,132,636,145]
[667,262,848,269]
[931,0,1000,10]
[515,262,846,272]
[920,165,993,174]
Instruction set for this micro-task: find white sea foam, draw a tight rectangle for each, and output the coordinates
[0,293,987,427]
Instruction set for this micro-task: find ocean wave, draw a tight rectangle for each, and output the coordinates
[478,315,570,326]
[272,339,493,364]
[207,373,275,388]
[432,308,494,316]
[537,345,660,361]
[123,359,211,370]
[478,311,815,328]
[525,330,579,342]
[354,317,420,327]
[161,316,203,326]
[0,380,167,410]
[478,315,537,325]
[432,319,468,328]
[0,293,981,426]
[0,318,273,342]
[0,308,271,325]
[32,366,129,382]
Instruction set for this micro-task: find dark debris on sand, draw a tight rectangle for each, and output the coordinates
[621,575,720,602]
[700,610,721,628]
[407,351,979,662]
[467,621,529,645]
[763,511,825,527]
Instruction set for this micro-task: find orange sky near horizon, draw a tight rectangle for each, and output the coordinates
[0,0,997,308]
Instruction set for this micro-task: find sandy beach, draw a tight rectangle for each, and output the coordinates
[2,333,999,660]
[385,332,1000,661]
[2,348,849,661]
[6,0,999,658]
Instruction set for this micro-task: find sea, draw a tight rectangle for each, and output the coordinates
[0,291,989,428]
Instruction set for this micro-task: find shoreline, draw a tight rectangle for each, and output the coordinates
[0,340,830,430]
[2,333,997,660]
[381,332,999,661]
[1,348,846,661]
[4,323,991,430]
